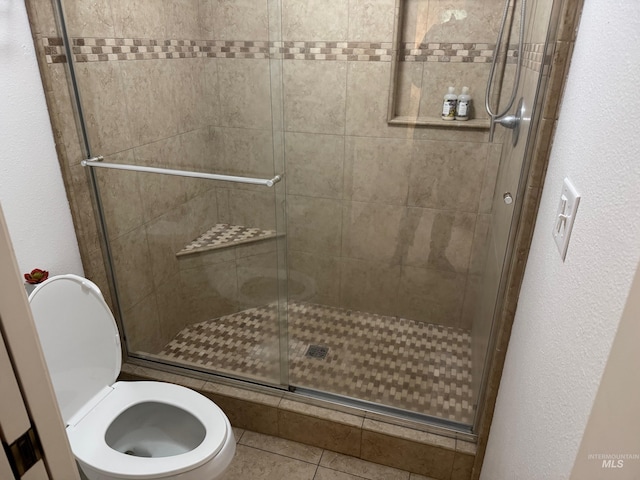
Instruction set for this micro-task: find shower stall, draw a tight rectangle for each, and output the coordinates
[35,0,562,436]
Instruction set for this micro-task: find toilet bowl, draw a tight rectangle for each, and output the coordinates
[28,274,235,480]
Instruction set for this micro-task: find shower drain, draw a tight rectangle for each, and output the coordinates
[305,344,329,359]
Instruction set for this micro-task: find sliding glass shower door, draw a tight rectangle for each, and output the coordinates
[91,166,288,387]
[59,0,290,387]
[53,0,559,432]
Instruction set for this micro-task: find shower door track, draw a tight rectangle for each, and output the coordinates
[127,354,476,439]
[293,386,476,437]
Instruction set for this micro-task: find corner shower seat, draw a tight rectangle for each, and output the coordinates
[176,223,281,257]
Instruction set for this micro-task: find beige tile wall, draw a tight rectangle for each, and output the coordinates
[280,0,507,330]
[29,0,510,355]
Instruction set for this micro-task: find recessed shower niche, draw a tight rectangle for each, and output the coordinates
[388,0,520,128]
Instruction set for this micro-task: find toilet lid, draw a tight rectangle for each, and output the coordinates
[29,275,121,424]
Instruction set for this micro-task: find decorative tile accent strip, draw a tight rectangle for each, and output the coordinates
[158,301,475,423]
[176,223,278,256]
[44,37,393,63]
[523,43,545,72]
[71,38,272,62]
[44,37,544,69]
[43,37,66,64]
[278,41,393,61]
[400,42,518,63]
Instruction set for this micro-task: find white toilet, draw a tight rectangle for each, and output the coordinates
[28,274,236,480]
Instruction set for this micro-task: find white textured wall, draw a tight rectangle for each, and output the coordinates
[0,1,83,277]
[481,1,640,479]
[570,261,640,479]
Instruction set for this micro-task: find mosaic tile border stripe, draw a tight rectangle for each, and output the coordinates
[400,42,517,64]
[176,223,278,256]
[523,42,545,72]
[280,41,393,61]
[43,37,395,64]
[44,37,543,66]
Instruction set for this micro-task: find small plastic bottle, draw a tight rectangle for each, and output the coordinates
[441,86,457,121]
[456,86,471,121]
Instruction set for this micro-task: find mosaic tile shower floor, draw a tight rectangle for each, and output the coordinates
[158,301,475,424]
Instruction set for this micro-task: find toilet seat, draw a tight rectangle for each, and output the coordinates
[29,274,122,424]
[28,275,235,480]
[68,381,230,479]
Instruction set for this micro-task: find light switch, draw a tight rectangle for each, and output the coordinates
[553,178,580,261]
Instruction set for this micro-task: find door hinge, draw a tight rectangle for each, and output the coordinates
[3,427,43,478]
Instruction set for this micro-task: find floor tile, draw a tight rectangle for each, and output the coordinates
[219,444,317,480]
[232,427,245,443]
[159,300,474,422]
[240,431,324,464]
[319,450,410,480]
[313,467,363,480]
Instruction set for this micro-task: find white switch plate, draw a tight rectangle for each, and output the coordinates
[552,177,580,261]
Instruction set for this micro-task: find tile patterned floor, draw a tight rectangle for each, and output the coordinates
[78,429,433,480]
[159,302,475,423]
[221,429,436,480]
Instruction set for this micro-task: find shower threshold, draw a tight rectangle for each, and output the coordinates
[157,301,474,424]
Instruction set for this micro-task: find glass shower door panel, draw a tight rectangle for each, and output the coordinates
[469,0,556,424]
[280,0,506,426]
[93,166,287,387]
[59,0,290,388]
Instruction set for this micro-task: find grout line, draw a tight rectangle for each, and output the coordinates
[315,465,387,480]
[235,439,322,467]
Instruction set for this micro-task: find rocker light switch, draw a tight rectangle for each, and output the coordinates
[553,178,580,261]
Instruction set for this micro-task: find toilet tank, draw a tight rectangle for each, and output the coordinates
[28,275,121,425]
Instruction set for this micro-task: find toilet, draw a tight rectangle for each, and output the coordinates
[28,274,235,480]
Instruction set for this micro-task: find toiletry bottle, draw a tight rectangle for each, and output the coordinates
[441,86,457,121]
[456,86,471,121]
